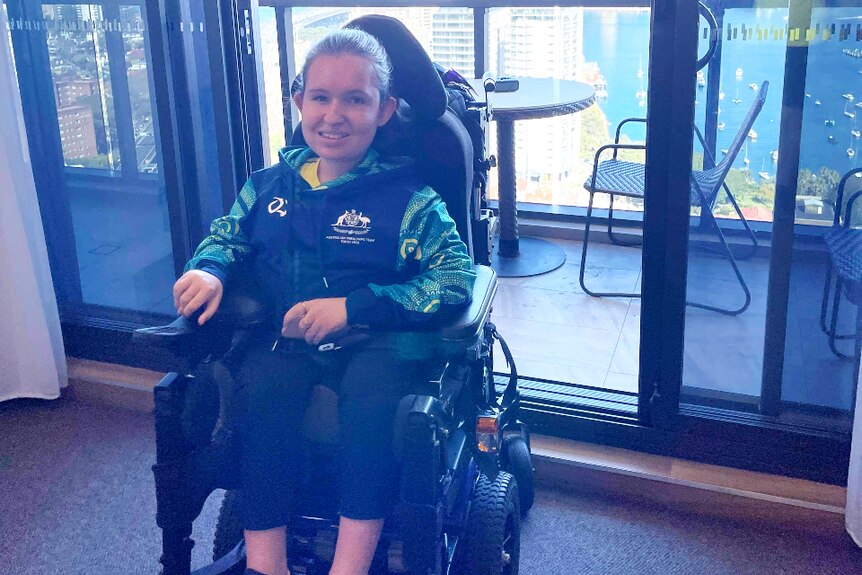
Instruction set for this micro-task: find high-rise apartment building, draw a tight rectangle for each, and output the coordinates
[55,80,95,109]
[489,8,586,192]
[57,105,98,160]
[429,8,474,76]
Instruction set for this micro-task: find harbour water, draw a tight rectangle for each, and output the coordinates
[273,7,862,181]
[583,7,862,180]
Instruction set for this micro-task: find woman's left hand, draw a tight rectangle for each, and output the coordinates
[284,297,348,345]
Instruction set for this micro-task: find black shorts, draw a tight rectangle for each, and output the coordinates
[237,331,436,530]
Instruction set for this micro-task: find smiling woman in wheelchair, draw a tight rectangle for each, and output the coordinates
[172,28,475,575]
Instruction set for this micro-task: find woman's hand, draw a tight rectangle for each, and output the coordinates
[282,297,348,345]
[173,270,224,325]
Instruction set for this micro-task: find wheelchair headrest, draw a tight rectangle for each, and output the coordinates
[344,14,447,120]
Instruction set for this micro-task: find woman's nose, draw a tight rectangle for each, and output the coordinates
[324,100,345,122]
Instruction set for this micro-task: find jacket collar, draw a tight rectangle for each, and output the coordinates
[278,146,413,189]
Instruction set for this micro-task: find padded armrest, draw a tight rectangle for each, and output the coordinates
[133,314,200,349]
[437,265,496,346]
[133,286,272,350]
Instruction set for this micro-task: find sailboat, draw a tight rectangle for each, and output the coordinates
[771,149,779,162]
[758,159,770,181]
[697,70,705,88]
[742,142,750,168]
[718,122,726,131]
[844,100,856,119]
[732,88,742,105]
[637,55,644,79]
[635,70,646,106]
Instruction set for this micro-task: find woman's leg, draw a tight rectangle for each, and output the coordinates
[329,333,433,575]
[329,517,385,575]
[238,339,321,575]
[245,526,289,575]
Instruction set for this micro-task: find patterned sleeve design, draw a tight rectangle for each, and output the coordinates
[184,179,258,280]
[346,186,476,328]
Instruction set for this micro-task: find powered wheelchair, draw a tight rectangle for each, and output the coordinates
[134,15,533,575]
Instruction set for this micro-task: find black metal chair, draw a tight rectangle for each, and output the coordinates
[579,81,768,316]
[820,167,862,368]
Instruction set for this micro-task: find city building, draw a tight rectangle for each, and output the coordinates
[489,8,585,199]
[54,79,95,109]
[56,104,97,160]
[429,7,474,75]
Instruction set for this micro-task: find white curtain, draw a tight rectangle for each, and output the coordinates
[847,362,862,547]
[0,9,67,401]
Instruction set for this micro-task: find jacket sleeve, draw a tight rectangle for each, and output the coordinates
[183,179,257,284]
[346,186,476,329]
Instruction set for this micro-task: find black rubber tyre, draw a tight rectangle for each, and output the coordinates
[456,471,520,575]
[502,436,535,516]
[213,490,247,575]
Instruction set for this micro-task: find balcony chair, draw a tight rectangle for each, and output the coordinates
[820,167,862,376]
[579,81,768,316]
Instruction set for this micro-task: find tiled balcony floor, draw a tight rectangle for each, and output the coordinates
[490,237,857,416]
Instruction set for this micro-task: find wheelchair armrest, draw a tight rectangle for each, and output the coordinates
[437,265,497,347]
[133,285,272,350]
[133,314,200,350]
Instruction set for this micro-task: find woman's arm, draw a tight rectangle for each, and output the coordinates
[173,179,258,323]
[345,186,476,329]
[184,179,258,282]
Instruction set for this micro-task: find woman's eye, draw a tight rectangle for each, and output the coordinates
[311,95,328,103]
[349,96,368,105]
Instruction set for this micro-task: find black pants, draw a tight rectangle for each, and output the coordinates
[237,331,435,530]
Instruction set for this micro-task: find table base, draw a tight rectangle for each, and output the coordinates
[491,237,567,278]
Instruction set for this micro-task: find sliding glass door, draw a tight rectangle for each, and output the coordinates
[644,0,855,481]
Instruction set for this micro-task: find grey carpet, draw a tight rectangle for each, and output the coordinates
[1,396,859,575]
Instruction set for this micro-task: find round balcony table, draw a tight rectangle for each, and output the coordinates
[469,77,596,277]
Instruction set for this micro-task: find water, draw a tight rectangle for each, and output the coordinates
[268,7,862,179]
[583,7,862,179]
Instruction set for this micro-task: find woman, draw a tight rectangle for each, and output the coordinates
[172,28,475,575]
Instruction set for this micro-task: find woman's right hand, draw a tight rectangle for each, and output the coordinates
[173,270,224,325]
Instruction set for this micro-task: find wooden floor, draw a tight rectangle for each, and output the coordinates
[490,236,857,418]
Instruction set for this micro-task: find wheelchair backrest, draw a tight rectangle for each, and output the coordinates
[291,15,478,261]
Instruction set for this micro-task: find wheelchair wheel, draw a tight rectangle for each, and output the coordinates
[213,490,247,575]
[455,471,520,575]
[502,436,535,516]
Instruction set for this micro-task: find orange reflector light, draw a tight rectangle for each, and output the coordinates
[476,412,501,453]
[476,415,499,435]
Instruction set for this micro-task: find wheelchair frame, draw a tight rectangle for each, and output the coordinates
[135,14,533,575]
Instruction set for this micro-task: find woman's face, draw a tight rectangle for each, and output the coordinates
[294,53,396,181]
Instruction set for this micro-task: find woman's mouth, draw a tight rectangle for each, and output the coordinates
[320,132,348,140]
